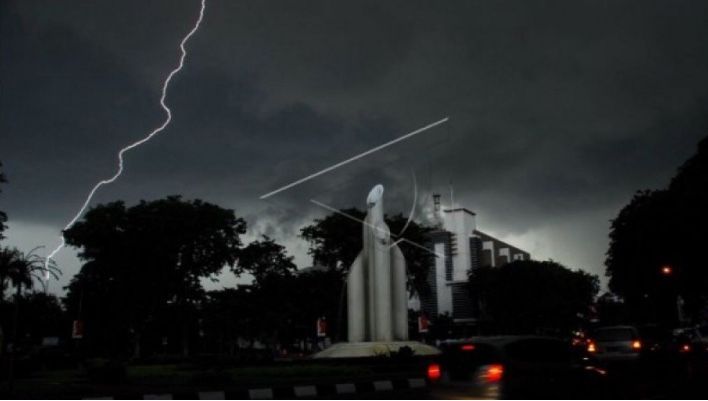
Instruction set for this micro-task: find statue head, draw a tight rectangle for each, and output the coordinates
[366,184,384,208]
[366,185,388,241]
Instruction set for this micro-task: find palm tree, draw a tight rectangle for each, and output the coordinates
[0,246,60,389]
[0,246,61,301]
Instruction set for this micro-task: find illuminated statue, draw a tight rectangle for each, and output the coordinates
[347,184,408,342]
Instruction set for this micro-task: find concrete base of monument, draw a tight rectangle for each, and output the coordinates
[312,341,441,359]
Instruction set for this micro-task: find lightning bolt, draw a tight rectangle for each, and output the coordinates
[43,0,207,278]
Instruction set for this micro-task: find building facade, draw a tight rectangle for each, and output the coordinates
[417,195,530,325]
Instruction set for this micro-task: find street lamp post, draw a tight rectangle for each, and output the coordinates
[659,264,683,325]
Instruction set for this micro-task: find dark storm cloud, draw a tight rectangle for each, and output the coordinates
[2,0,708,287]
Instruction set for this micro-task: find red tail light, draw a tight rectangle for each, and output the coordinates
[631,340,641,350]
[427,363,441,381]
[587,341,597,353]
[681,344,691,353]
[480,364,504,383]
[460,344,475,351]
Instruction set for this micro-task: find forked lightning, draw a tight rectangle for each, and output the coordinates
[43,0,207,278]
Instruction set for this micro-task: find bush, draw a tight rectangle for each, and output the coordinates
[389,346,416,361]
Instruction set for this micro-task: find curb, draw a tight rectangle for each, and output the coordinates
[83,377,427,399]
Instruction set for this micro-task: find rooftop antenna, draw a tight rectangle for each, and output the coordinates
[431,193,443,228]
[433,194,441,213]
[449,181,455,209]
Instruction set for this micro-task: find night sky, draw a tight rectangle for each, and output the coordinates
[2,0,707,294]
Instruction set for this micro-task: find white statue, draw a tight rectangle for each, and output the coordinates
[347,184,409,342]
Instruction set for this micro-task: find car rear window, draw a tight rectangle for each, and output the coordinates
[595,328,635,341]
[442,342,501,365]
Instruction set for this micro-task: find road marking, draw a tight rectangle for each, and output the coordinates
[293,385,317,397]
[373,380,394,391]
[335,383,357,394]
[248,388,274,400]
[84,377,428,400]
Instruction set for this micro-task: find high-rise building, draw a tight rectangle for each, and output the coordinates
[416,195,530,327]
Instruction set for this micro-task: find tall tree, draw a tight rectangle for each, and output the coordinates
[605,190,676,322]
[0,292,68,347]
[243,268,347,347]
[606,136,708,323]
[232,235,300,346]
[0,247,59,301]
[469,260,599,334]
[300,208,365,273]
[288,268,346,342]
[62,196,246,357]
[300,208,434,296]
[201,287,255,354]
[0,247,59,368]
[238,235,297,285]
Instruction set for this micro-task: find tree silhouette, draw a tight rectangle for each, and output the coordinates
[231,235,300,346]
[469,260,599,334]
[605,190,676,323]
[201,287,255,354]
[63,196,246,357]
[0,247,60,380]
[0,247,60,301]
[0,292,67,348]
[300,208,365,272]
[239,235,296,286]
[606,136,708,322]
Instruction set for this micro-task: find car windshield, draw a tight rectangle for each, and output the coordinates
[595,328,635,341]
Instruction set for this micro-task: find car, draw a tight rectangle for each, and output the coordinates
[673,326,708,354]
[429,336,607,399]
[587,325,642,362]
[637,324,673,354]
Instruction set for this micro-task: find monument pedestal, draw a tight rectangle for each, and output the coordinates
[313,341,440,359]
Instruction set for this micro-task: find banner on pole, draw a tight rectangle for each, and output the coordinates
[316,317,327,338]
[418,314,429,333]
[72,320,84,339]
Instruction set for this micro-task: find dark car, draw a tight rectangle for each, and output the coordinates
[430,336,607,399]
[637,325,705,361]
[671,327,708,355]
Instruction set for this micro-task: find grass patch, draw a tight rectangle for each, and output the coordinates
[127,363,376,386]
